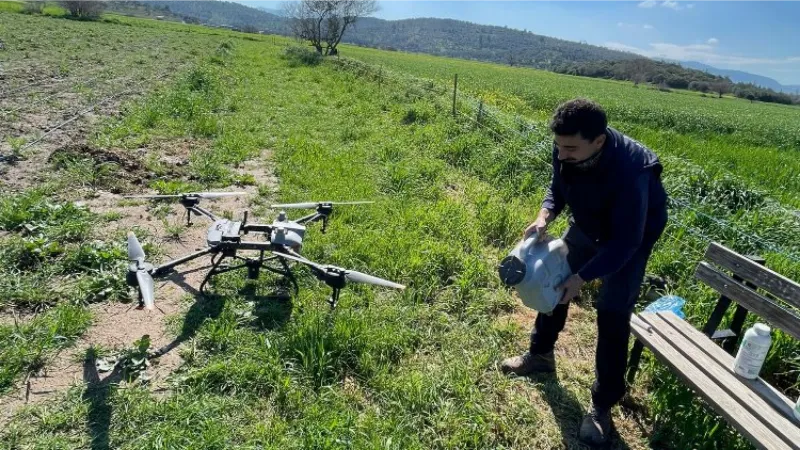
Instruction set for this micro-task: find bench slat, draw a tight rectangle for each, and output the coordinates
[630,314,795,450]
[641,312,800,444]
[658,311,799,424]
[696,262,800,341]
[706,242,800,309]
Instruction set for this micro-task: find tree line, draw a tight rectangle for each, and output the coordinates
[553,59,800,105]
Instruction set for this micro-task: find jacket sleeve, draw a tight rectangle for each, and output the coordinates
[541,146,565,216]
[576,171,650,281]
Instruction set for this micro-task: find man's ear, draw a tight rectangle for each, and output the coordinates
[593,133,607,149]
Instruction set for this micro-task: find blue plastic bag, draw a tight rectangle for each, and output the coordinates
[644,295,686,319]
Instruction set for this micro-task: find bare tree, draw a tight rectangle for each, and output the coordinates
[710,81,732,98]
[283,0,378,55]
[60,1,106,19]
[22,1,43,14]
[627,58,650,86]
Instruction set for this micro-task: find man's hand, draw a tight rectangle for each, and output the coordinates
[523,208,554,242]
[555,274,585,304]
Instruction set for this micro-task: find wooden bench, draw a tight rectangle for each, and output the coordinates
[626,242,800,450]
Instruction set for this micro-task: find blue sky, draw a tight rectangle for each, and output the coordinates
[243,1,800,85]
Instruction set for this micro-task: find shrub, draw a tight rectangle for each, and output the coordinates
[281,45,323,67]
[21,1,42,14]
[60,1,105,19]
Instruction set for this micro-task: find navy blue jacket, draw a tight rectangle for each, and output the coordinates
[542,127,668,281]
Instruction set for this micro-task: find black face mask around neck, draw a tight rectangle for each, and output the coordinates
[563,148,604,172]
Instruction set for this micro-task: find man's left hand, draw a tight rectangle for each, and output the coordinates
[556,274,585,304]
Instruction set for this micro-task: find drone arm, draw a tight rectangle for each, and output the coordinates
[294,212,325,225]
[189,206,218,222]
[152,247,218,275]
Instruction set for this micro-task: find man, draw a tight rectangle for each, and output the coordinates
[500,98,668,446]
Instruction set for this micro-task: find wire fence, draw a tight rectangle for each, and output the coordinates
[356,61,800,267]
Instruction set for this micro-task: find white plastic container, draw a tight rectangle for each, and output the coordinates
[794,396,800,422]
[732,323,772,379]
[498,234,571,314]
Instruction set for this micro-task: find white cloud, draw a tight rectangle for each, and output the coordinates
[617,22,656,30]
[604,41,800,67]
[638,1,691,11]
[707,38,719,45]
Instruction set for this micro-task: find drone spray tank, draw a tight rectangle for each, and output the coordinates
[498,233,571,314]
[269,210,305,250]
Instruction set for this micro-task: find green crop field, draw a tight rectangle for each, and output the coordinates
[344,45,800,209]
[1,6,799,450]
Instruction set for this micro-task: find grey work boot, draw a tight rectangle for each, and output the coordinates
[578,403,613,447]
[499,351,555,376]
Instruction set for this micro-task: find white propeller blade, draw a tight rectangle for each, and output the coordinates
[269,201,374,209]
[127,232,146,262]
[272,252,405,290]
[343,269,406,290]
[196,191,248,199]
[136,270,155,310]
[124,191,248,200]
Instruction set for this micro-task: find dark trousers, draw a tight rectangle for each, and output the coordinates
[529,223,657,410]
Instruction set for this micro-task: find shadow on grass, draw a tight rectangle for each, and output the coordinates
[150,268,226,357]
[82,350,123,450]
[151,268,294,357]
[530,373,632,450]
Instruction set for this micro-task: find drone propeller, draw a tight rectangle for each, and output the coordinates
[273,252,405,290]
[125,191,249,200]
[127,231,146,262]
[269,201,374,209]
[127,232,155,310]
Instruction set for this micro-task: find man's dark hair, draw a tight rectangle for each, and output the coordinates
[549,98,608,140]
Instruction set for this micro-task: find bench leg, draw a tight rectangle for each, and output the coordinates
[626,339,645,384]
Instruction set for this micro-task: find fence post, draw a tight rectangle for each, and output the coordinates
[379,66,382,89]
[452,74,458,117]
[477,99,484,125]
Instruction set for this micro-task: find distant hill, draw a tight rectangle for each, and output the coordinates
[679,61,799,93]
[134,1,637,69]
[124,1,796,104]
[136,0,288,31]
[344,17,637,69]
[256,6,284,16]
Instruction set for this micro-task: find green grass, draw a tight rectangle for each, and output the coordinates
[1,10,799,450]
[342,44,800,208]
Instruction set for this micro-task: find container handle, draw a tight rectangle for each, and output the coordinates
[519,233,538,255]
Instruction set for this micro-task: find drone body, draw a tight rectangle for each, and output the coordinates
[124,193,404,310]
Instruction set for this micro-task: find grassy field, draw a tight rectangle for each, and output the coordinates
[343,45,800,208]
[1,7,799,450]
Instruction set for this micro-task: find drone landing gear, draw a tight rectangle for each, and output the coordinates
[323,274,347,310]
[198,252,300,296]
[328,288,341,309]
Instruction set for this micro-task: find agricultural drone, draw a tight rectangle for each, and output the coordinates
[125,191,405,310]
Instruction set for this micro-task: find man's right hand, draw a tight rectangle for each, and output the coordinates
[523,218,548,242]
[524,208,555,242]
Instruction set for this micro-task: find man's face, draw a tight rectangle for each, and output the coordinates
[554,133,606,164]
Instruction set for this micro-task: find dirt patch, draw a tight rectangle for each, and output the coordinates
[49,144,146,176]
[499,299,654,449]
[47,143,190,194]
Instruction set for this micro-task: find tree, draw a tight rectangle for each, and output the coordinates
[60,1,106,19]
[710,81,732,98]
[283,0,378,55]
[22,1,42,14]
[688,81,710,93]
